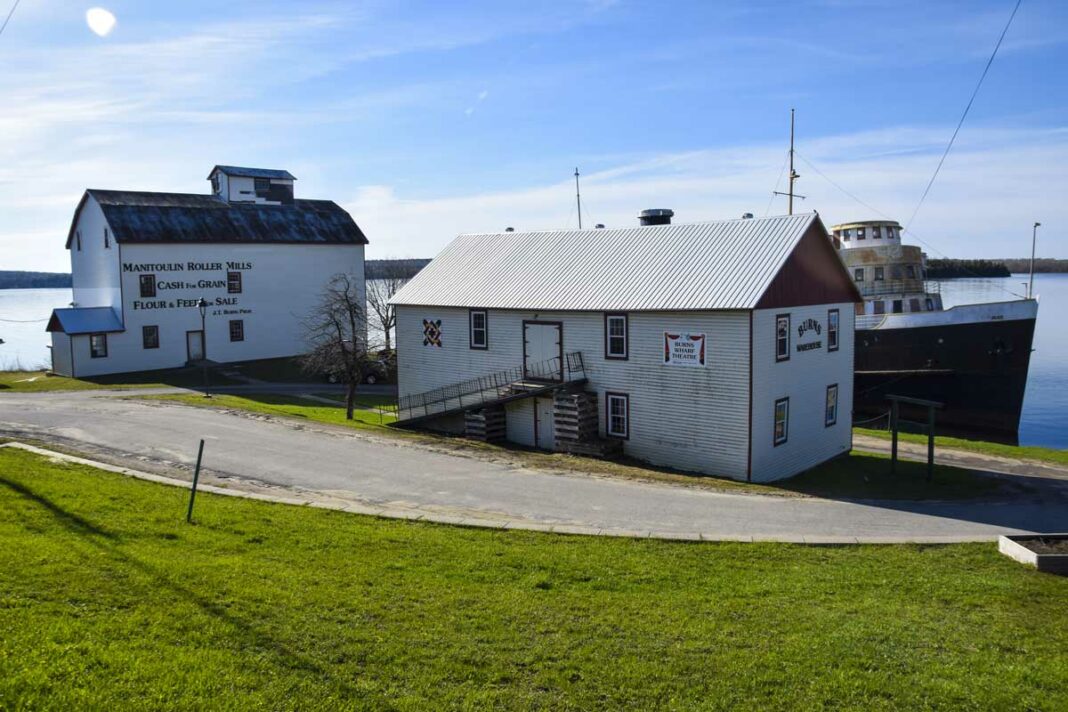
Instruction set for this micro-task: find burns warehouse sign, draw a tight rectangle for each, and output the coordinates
[125,260,254,317]
[796,317,822,352]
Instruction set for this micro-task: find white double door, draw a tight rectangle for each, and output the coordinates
[523,322,562,381]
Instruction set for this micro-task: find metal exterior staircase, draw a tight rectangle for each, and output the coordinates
[393,352,587,427]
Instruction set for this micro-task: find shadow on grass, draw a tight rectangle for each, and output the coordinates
[3,474,362,696]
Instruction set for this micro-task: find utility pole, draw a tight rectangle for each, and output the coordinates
[1029,221,1041,298]
[773,109,805,214]
[574,167,583,230]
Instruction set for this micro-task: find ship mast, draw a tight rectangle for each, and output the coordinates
[574,167,583,230]
[773,108,805,214]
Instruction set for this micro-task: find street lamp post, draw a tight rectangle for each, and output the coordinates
[1028,222,1041,299]
[197,298,210,398]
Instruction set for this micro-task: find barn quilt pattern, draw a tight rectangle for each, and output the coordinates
[423,319,442,347]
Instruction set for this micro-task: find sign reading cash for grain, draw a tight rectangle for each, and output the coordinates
[663,332,706,367]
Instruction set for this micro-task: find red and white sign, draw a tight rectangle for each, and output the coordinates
[663,332,706,367]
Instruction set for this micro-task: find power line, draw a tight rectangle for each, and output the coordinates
[0,0,21,40]
[904,0,1022,231]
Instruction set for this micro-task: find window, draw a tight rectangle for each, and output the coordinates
[89,333,108,358]
[842,230,850,242]
[775,314,790,362]
[774,397,789,446]
[925,298,935,311]
[604,313,628,360]
[227,271,242,294]
[853,267,864,282]
[891,266,903,280]
[857,228,866,240]
[469,309,488,350]
[825,385,838,427]
[254,177,271,194]
[874,266,885,281]
[886,226,896,239]
[104,227,110,249]
[76,230,82,251]
[905,265,916,279]
[605,392,629,439]
[873,300,886,315]
[892,300,904,314]
[872,226,882,239]
[229,319,244,342]
[139,274,156,298]
[142,325,159,349]
[909,298,921,312]
[828,309,839,352]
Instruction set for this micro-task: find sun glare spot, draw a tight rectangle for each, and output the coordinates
[86,7,117,37]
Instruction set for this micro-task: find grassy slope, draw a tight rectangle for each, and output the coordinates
[147,393,1006,501]
[0,368,238,393]
[856,427,1068,466]
[0,448,1066,709]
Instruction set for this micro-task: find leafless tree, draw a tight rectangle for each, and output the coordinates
[302,273,370,420]
[365,260,414,353]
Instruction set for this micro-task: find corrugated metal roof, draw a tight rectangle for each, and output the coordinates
[391,213,820,311]
[46,307,124,335]
[208,165,296,180]
[65,190,368,247]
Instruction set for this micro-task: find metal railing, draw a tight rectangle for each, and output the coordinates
[396,352,586,422]
[855,279,936,298]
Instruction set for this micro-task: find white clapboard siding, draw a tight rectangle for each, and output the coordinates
[396,306,750,479]
[749,303,855,482]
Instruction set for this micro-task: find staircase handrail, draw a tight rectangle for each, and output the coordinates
[398,351,586,419]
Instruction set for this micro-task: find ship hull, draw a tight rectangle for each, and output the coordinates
[853,303,1037,444]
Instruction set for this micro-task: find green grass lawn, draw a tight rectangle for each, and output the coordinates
[0,448,1065,709]
[0,368,241,393]
[855,427,1068,467]
[149,391,398,428]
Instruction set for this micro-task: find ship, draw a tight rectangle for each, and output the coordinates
[830,219,1038,443]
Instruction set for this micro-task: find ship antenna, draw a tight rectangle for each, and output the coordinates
[1029,221,1040,298]
[773,108,806,214]
[575,167,583,230]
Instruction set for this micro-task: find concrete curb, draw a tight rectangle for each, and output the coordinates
[0,441,999,545]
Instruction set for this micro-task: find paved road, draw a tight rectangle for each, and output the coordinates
[1,388,1065,541]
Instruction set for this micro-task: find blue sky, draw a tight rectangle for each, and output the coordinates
[2,0,1066,270]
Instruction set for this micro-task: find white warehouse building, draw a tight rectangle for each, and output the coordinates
[47,165,367,377]
[391,211,861,483]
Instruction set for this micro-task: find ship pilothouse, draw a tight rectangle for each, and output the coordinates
[831,220,942,318]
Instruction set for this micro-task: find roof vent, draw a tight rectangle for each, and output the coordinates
[742,212,754,219]
[638,208,673,226]
[504,227,515,232]
[594,223,605,229]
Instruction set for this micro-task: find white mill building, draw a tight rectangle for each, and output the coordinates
[391,211,862,482]
[47,166,367,377]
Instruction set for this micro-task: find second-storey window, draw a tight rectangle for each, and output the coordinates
[828,309,840,352]
[604,313,628,359]
[825,385,838,427]
[853,267,864,282]
[775,314,790,362]
[874,266,885,281]
[142,325,159,349]
[774,397,789,446]
[605,392,629,439]
[229,319,244,342]
[469,309,488,349]
[227,271,242,294]
[139,274,156,298]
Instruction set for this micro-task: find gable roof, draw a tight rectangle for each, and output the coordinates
[46,307,124,335]
[392,213,859,311]
[207,165,296,180]
[66,190,368,248]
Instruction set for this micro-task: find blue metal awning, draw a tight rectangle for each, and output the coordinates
[46,307,124,335]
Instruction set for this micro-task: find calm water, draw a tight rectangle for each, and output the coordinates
[2,276,1066,447]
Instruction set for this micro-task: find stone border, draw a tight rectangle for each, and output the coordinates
[0,441,998,545]
[998,534,1068,575]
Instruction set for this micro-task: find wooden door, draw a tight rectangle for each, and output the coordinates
[523,321,562,381]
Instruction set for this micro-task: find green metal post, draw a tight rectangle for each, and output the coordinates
[187,439,205,523]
